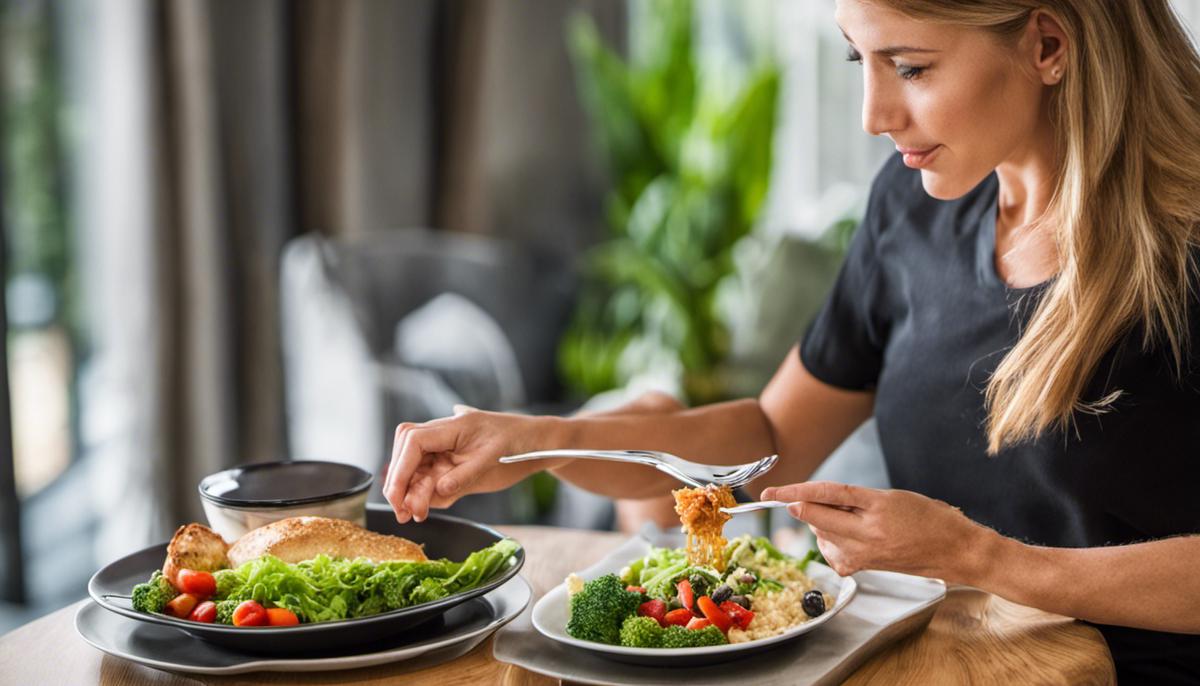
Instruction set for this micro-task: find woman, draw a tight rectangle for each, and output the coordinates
[383,1,1200,681]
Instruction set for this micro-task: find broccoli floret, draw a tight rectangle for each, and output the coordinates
[215,599,239,625]
[618,615,664,648]
[661,625,728,648]
[565,574,643,645]
[131,570,178,614]
[213,569,242,598]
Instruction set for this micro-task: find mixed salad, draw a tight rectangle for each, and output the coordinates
[130,538,520,627]
[565,534,826,648]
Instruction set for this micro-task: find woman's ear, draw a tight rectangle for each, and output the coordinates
[1031,9,1069,85]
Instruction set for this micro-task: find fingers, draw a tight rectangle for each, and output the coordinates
[435,451,495,498]
[762,481,869,509]
[404,471,438,523]
[384,423,460,521]
[785,500,860,535]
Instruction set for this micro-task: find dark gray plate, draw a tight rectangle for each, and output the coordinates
[87,506,523,653]
[75,576,531,675]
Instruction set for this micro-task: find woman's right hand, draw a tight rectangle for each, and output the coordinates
[382,406,564,523]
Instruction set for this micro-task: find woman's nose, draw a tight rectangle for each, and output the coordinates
[861,69,905,136]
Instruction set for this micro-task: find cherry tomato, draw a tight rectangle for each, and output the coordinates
[675,579,695,613]
[696,596,732,633]
[719,600,754,630]
[637,599,668,627]
[685,617,711,631]
[664,608,693,627]
[188,600,217,623]
[164,593,199,619]
[232,600,268,627]
[176,569,217,597]
[266,608,300,626]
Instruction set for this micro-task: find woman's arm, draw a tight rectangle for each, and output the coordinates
[384,345,874,519]
[976,532,1200,633]
[547,346,875,498]
[762,481,1200,633]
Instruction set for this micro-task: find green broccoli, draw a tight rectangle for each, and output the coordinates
[213,568,243,598]
[660,624,728,648]
[565,574,643,645]
[618,615,664,648]
[131,570,178,614]
[215,599,239,625]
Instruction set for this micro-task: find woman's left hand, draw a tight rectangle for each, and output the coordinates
[760,481,999,583]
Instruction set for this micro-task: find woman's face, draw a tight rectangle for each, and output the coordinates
[835,0,1048,200]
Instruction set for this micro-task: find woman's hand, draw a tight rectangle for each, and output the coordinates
[383,407,564,524]
[760,481,1000,583]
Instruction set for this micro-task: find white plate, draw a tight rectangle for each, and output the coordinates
[530,534,856,666]
[74,575,530,675]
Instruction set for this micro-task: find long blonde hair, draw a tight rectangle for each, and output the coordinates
[876,0,1200,453]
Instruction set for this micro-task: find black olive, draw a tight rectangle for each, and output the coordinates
[729,594,750,609]
[740,573,756,584]
[802,590,826,617]
[711,584,733,604]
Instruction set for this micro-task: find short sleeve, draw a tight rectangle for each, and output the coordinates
[799,181,890,391]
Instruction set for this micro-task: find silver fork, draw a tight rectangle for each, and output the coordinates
[497,450,778,490]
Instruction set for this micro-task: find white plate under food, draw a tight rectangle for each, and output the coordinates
[75,575,530,675]
[530,535,856,666]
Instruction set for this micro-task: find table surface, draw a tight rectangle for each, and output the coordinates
[0,526,1117,685]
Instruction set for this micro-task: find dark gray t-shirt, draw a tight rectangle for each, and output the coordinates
[801,153,1200,684]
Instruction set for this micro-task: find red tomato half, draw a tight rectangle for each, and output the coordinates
[177,569,217,597]
[664,608,693,627]
[232,600,268,627]
[685,617,711,631]
[188,601,217,623]
[675,579,695,613]
[696,596,732,633]
[719,600,754,630]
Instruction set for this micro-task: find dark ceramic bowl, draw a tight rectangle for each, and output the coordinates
[198,460,373,541]
[88,506,524,653]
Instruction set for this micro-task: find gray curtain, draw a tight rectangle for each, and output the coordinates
[67,0,622,552]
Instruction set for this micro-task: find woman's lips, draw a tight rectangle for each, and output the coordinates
[898,144,941,169]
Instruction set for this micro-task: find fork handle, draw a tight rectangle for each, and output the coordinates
[498,450,658,466]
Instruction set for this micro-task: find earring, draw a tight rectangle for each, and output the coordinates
[1052,66,1062,79]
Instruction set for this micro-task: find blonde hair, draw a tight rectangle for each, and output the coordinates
[877,0,1200,453]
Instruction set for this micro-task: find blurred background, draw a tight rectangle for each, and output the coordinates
[2,0,1199,633]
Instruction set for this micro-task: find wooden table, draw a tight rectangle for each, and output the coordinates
[0,526,1116,685]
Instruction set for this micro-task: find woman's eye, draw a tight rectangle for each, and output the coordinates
[846,47,863,64]
[896,64,927,80]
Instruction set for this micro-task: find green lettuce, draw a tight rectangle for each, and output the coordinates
[141,538,520,624]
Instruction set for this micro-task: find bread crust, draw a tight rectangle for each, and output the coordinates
[226,516,427,567]
[162,523,230,585]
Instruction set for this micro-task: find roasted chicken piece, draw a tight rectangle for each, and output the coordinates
[162,523,230,585]
[226,516,427,567]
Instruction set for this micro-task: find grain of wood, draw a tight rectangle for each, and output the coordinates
[0,525,1114,686]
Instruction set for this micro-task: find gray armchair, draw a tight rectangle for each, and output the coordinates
[280,229,618,527]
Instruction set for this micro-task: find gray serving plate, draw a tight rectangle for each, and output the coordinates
[75,576,531,675]
[87,505,524,653]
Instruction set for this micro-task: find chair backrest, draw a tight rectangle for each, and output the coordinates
[313,228,578,404]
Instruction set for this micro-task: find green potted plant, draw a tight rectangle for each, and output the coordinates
[558,0,781,405]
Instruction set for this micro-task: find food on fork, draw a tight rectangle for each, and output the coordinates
[672,484,736,570]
